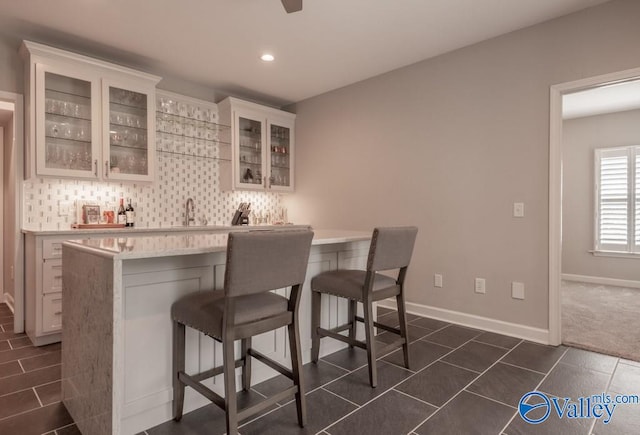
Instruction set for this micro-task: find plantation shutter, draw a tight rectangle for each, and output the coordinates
[596,148,629,251]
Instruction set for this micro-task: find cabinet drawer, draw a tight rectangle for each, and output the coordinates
[42,293,62,333]
[43,239,64,259]
[42,258,63,294]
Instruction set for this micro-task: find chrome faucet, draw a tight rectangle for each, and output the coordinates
[185,198,195,226]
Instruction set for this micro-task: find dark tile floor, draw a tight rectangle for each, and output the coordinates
[2,303,639,434]
[0,303,77,435]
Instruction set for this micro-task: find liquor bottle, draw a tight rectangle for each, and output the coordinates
[117,198,126,225]
[125,198,135,227]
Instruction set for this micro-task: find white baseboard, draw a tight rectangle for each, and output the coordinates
[3,292,15,313]
[562,273,640,289]
[378,300,550,345]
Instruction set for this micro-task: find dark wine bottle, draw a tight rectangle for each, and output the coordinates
[125,198,135,227]
[117,198,126,225]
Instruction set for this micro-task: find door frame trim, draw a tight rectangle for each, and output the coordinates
[0,90,24,333]
[548,66,640,345]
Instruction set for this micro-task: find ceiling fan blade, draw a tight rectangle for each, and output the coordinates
[281,0,302,13]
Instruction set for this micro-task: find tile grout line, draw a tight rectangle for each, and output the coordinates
[53,422,78,434]
[407,338,525,434]
[497,345,569,435]
[321,386,361,408]
[33,386,44,408]
[320,387,391,434]
[321,342,472,435]
[587,357,622,435]
[317,356,362,375]
[464,388,517,410]
[437,359,482,375]
[392,387,440,409]
[0,365,63,399]
[322,330,485,434]
[470,338,520,351]
[499,360,548,376]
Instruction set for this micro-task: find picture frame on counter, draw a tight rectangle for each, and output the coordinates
[82,204,101,224]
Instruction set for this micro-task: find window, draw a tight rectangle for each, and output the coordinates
[595,146,640,253]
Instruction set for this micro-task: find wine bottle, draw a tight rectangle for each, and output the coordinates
[125,198,135,227]
[117,198,126,225]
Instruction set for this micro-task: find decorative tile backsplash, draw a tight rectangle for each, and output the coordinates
[22,92,284,230]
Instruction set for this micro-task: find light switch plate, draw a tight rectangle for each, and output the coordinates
[513,202,525,218]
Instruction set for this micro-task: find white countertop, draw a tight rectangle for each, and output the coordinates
[22,224,305,236]
[62,229,371,260]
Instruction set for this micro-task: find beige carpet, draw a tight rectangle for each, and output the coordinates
[562,280,640,362]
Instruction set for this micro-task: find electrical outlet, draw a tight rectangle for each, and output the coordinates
[434,274,443,288]
[512,281,525,299]
[475,278,486,294]
[513,202,525,218]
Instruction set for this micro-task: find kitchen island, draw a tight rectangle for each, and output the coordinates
[61,229,371,435]
[24,224,310,346]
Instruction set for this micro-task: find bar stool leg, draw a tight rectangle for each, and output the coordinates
[241,338,252,391]
[347,299,357,347]
[223,337,238,435]
[311,291,321,363]
[363,300,377,388]
[396,292,411,370]
[288,317,307,427]
[172,321,186,421]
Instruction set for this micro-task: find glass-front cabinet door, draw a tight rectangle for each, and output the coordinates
[268,119,294,192]
[103,80,155,181]
[219,96,295,192]
[235,111,266,190]
[35,64,100,178]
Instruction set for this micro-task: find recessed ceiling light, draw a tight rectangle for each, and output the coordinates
[261,53,275,62]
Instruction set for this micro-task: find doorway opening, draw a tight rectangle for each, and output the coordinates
[549,68,640,356]
[0,90,24,333]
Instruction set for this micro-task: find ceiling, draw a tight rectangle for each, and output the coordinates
[0,0,610,107]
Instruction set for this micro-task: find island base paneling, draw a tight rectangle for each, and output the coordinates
[62,238,371,435]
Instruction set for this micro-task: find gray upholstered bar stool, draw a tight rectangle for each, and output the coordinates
[171,229,314,435]
[311,226,418,388]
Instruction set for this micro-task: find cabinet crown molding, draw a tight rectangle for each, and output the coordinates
[20,40,161,85]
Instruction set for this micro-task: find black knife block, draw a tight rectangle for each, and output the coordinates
[231,210,249,226]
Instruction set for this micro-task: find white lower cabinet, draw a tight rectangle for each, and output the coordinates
[42,293,63,334]
[42,258,63,294]
[26,230,201,345]
[26,233,68,345]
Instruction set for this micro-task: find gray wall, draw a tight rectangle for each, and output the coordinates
[0,32,23,94]
[562,109,640,281]
[283,0,640,330]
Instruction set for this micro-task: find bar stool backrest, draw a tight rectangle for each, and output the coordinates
[367,227,419,272]
[224,230,314,297]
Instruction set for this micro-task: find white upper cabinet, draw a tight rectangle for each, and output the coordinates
[102,78,156,181]
[218,97,295,192]
[21,41,161,181]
